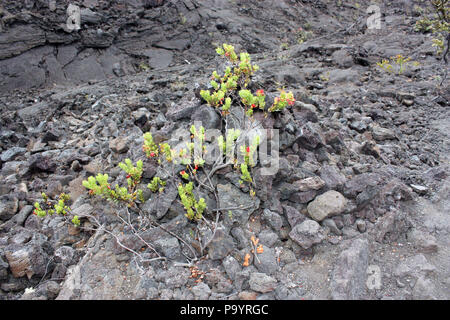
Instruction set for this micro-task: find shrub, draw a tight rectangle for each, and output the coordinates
[414,0,449,59]
[33,43,297,264]
[376,55,418,74]
[200,43,295,116]
[178,182,206,220]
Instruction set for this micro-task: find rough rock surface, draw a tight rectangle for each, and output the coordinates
[307,190,348,222]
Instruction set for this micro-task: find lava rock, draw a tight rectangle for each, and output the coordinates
[191,105,221,129]
[154,237,181,260]
[166,96,201,121]
[289,190,317,204]
[0,147,27,162]
[4,243,50,279]
[371,125,395,141]
[253,245,278,275]
[249,272,277,293]
[289,219,325,249]
[27,154,57,173]
[0,195,19,222]
[206,228,235,260]
[191,282,212,300]
[283,204,306,228]
[218,183,260,227]
[322,218,342,236]
[296,122,325,150]
[222,256,242,281]
[319,165,347,191]
[262,209,283,231]
[330,238,369,300]
[307,190,348,222]
[109,137,129,154]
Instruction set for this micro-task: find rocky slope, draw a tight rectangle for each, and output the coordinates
[0,0,449,300]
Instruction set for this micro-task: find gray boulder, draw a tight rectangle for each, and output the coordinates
[307,190,348,222]
[289,219,325,249]
[249,272,277,293]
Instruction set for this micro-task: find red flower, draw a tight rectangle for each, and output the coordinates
[33,210,37,215]
[180,170,186,175]
[126,175,131,179]
[150,152,155,157]
[107,185,111,190]
[256,89,264,96]
[251,104,256,109]
[246,146,250,153]
[195,165,198,170]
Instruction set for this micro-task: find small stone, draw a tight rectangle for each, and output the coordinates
[360,141,381,158]
[28,154,57,173]
[319,165,347,190]
[283,205,306,228]
[410,184,428,195]
[293,176,325,191]
[154,237,181,260]
[42,130,60,143]
[307,190,348,222]
[356,219,366,233]
[249,272,277,293]
[289,219,325,249]
[109,137,129,154]
[262,209,283,231]
[4,244,49,279]
[238,291,258,300]
[372,126,395,141]
[402,99,414,106]
[222,256,242,281]
[322,218,342,235]
[71,160,82,172]
[36,281,60,299]
[0,195,19,222]
[394,254,436,280]
[257,229,279,247]
[191,282,211,300]
[54,246,75,266]
[70,203,94,218]
[253,245,278,275]
[296,122,325,150]
[412,277,436,300]
[166,96,201,121]
[191,105,221,129]
[396,279,406,288]
[1,147,27,162]
[218,183,260,226]
[289,190,317,204]
[206,228,235,260]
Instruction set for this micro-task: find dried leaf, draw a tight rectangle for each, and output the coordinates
[256,244,264,254]
[243,253,251,267]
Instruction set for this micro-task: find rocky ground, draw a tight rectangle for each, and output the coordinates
[0,0,449,300]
